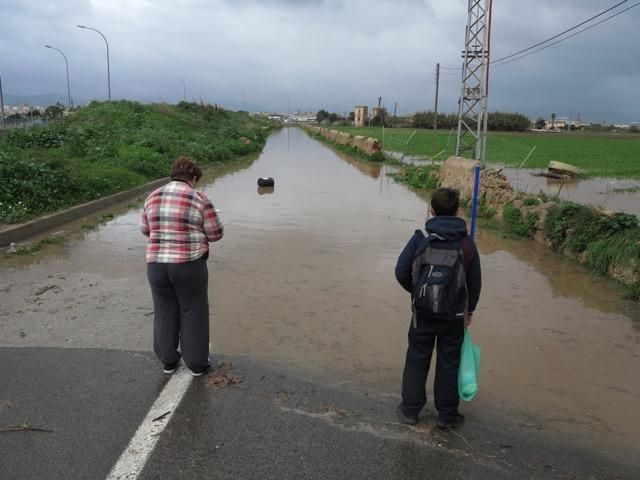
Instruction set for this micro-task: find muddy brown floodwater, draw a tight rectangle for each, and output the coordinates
[502,167,640,217]
[2,127,639,465]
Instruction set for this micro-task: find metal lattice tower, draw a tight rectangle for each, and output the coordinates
[455,0,493,161]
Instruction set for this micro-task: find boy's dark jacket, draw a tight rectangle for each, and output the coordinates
[395,216,481,314]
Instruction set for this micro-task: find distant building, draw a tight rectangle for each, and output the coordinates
[545,116,569,130]
[372,107,387,119]
[354,106,368,128]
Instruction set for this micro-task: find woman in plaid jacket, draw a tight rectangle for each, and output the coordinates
[141,156,224,376]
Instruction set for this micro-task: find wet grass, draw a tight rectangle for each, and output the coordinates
[332,126,640,179]
[388,164,439,190]
[544,202,640,300]
[0,101,276,223]
[3,235,66,257]
[80,213,116,231]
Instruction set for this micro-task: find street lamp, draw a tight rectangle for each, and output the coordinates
[173,77,186,101]
[76,25,110,101]
[45,45,72,109]
[0,74,5,129]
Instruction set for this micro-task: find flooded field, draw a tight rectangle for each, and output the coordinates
[502,167,640,217]
[396,154,640,217]
[2,128,639,463]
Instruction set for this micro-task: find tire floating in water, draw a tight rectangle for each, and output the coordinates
[257,177,275,187]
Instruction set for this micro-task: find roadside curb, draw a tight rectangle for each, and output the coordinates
[0,177,169,247]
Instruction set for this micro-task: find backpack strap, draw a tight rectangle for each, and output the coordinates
[459,236,473,271]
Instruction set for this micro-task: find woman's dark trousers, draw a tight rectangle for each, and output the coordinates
[147,258,210,372]
[401,317,465,422]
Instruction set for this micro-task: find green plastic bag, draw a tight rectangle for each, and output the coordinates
[458,329,481,401]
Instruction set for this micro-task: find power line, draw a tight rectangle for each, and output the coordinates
[492,0,629,64]
[493,1,640,67]
[441,0,634,70]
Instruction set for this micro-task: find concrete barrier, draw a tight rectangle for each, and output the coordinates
[0,177,170,247]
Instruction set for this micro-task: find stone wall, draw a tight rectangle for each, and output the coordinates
[438,156,518,216]
[304,126,381,156]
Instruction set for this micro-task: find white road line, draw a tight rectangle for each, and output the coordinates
[106,368,193,480]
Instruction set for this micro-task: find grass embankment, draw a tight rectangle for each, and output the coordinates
[0,101,275,223]
[333,126,640,179]
[391,162,640,300]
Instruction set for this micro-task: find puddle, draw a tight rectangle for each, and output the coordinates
[1,128,639,461]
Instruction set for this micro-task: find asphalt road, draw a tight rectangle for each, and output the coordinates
[2,345,634,479]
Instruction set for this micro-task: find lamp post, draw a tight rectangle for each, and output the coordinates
[0,74,5,129]
[45,45,72,109]
[173,77,186,101]
[76,25,110,101]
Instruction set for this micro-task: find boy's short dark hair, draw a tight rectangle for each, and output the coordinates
[430,188,460,216]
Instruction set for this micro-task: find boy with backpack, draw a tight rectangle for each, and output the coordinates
[394,188,481,429]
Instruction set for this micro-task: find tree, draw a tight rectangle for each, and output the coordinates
[316,109,330,123]
[45,105,64,120]
[535,117,545,129]
[551,112,556,129]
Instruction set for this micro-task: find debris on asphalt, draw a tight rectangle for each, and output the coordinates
[0,422,53,433]
[33,284,59,296]
[324,404,353,417]
[205,362,242,389]
[152,411,171,422]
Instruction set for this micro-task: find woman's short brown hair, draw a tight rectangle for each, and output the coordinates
[170,156,202,182]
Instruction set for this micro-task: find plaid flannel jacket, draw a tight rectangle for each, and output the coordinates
[141,180,223,263]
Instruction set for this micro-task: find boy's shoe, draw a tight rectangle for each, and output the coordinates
[396,404,419,426]
[437,413,465,430]
[163,360,181,374]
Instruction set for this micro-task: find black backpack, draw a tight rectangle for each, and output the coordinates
[411,232,468,326]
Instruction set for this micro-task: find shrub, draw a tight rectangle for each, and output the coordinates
[503,202,537,237]
[544,202,639,253]
[391,164,439,190]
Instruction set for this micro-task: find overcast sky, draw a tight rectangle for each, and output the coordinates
[1,0,638,122]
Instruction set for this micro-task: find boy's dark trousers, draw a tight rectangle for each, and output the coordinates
[401,316,465,421]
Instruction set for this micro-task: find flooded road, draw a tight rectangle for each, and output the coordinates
[1,128,639,465]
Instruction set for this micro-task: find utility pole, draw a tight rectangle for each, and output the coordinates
[433,62,440,156]
[0,74,5,129]
[455,0,493,161]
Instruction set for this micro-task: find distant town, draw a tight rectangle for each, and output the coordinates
[2,102,639,132]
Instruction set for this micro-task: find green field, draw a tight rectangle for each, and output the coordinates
[0,101,275,223]
[332,126,640,179]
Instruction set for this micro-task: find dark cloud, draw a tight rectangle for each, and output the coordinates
[0,0,637,122]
